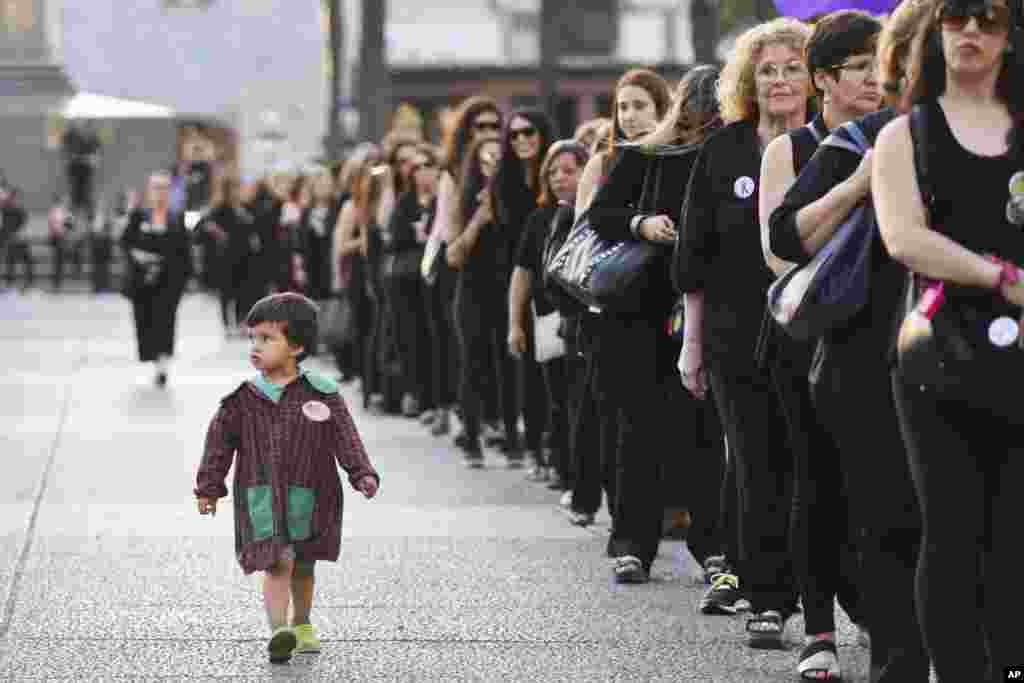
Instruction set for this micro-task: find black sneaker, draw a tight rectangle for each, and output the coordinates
[613,555,649,584]
[462,441,484,469]
[699,572,747,615]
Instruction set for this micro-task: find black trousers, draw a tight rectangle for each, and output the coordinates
[424,267,459,410]
[814,354,928,681]
[569,344,602,516]
[542,355,571,483]
[597,315,674,571]
[385,272,431,407]
[674,386,728,566]
[773,357,864,635]
[4,241,34,286]
[707,360,797,614]
[521,311,549,456]
[893,369,1024,683]
[454,275,517,445]
[51,236,83,290]
[132,290,182,362]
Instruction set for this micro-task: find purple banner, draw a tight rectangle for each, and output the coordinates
[773,0,899,19]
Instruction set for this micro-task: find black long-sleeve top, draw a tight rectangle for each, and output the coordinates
[768,108,907,370]
[119,209,193,295]
[588,147,697,321]
[675,121,774,368]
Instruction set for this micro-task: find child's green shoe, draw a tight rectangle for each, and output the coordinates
[293,623,321,654]
[268,626,297,663]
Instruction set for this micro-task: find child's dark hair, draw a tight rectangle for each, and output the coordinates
[245,293,319,362]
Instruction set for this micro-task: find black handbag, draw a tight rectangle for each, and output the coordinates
[546,158,662,314]
[767,121,875,341]
[382,247,424,281]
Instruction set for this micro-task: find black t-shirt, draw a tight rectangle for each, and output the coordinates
[676,121,774,370]
[516,204,559,316]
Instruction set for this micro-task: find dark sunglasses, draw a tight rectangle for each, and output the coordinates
[937,2,1010,33]
[473,121,501,132]
[509,126,538,141]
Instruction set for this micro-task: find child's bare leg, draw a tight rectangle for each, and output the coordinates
[291,560,316,626]
[263,558,294,631]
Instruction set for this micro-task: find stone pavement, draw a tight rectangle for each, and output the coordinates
[0,290,874,681]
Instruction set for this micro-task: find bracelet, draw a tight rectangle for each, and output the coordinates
[991,256,1021,292]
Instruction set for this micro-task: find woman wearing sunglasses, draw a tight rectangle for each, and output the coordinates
[873,0,1024,679]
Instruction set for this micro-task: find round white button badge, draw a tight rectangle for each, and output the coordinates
[988,316,1019,347]
[302,400,331,422]
[734,176,756,200]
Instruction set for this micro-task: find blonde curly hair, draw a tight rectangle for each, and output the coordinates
[718,18,812,124]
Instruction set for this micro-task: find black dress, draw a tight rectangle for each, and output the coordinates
[120,210,193,362]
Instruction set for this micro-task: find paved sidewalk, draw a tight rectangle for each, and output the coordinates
[0,290,873,681]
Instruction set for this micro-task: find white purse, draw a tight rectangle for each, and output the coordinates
[533,303,566,364]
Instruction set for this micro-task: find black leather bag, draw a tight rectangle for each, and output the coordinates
[546,159,662,314]
[767,121,875,341]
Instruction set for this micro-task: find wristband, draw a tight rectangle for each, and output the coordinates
[990,256,1021,292]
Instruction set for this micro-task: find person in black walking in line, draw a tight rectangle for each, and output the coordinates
[766,3,933,679]
[489,108,556,469]
[120,171,193,387]
[758,11,882,680]
[586,67,718,585]
[676,17,812,648]
[873,0,1024,678]
[508,139,589,487]
[1,186,30,291]
[432,96,505,444]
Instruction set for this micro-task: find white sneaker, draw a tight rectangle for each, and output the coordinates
[559,490,573,509]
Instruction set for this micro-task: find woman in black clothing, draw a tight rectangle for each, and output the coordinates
[508,140,589,486]
[446,137,506,466]
[591,65,730,597]
[758,11,881,680]
[382,144,440,421]
[766,3,933,680]
[874,0,1024,678]
[489,109,556,466]
[204,176,249,335]
[586,67,722,584]
[299,173,337,303]
[676,17,811,647]
[120,171,193,387]
[570,70,672,540]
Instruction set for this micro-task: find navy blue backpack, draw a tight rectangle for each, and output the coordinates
[766,120,876,341]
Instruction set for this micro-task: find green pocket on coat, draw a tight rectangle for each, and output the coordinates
[246,485,274,541]
[287,486,316,541]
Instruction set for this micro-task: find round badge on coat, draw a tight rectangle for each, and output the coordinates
[988,316,1019,347]
[302,400,331,422]
[734,176,756,199]
[1008,171,1024,197]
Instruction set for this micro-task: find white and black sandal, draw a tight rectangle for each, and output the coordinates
[797,639,841,681]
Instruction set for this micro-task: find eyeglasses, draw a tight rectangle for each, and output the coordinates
[831,57,878,79]
[936,2,1010,33]
[509,126,539,141]
[473,120,501,133]
[755,62,808,82]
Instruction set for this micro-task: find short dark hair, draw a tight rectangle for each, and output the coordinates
[806,10,883,95]
[245,293,319,362]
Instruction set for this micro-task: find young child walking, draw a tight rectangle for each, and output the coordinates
[195,292,380,663]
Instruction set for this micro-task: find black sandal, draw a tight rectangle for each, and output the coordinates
[746,610,786,649]
[797,639,841,681]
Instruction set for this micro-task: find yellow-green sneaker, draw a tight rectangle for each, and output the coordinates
[293,623,321,654]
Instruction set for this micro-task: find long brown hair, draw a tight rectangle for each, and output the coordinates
[442,95,503,174]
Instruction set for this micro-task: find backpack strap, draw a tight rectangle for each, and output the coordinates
[908,104,934,220]
[790,121,824,176]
